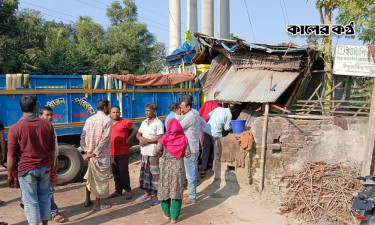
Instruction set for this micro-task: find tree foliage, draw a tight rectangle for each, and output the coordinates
[0,0,166,75]
[336,0,375,44]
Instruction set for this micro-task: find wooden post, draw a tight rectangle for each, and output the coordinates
[361,82,375,176]
[259,74,272,192]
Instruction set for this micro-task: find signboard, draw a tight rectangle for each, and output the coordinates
[333,44,375,77]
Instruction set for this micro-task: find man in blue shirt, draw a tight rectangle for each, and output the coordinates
[202,105,236,177]
[165,102,180,130]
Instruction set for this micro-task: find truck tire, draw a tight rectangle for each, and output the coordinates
[57,144,84,185]
[75,158,88,182]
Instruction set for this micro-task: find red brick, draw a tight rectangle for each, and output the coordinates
[293,120,309,125]
[283,152,298,158]
[294,139,306,145]
[286,143,303,148]
[290,130,304,135]
[322,120,334,125]
[321,126,332,131]
[267,143,281,150]
[308,120,322,125]
[274,117,289,123]
[289,135,305,141]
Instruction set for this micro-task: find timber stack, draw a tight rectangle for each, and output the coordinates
[280,162,362,224]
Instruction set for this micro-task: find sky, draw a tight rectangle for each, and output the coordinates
[18,0,363,53]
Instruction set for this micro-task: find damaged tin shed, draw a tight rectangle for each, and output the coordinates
[193,33,316,108]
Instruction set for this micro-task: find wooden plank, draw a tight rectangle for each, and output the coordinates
[268,114,333,120]
[297,100,371,104]
[300,82,322,110]
[0,88,200,95]
[294,104,370,110]
[295,108,369,115]
[333,105,370,110]
[361,80,375,175]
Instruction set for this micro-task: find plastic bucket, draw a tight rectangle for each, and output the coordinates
[232,120,246,134]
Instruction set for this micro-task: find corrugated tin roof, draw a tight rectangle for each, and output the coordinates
[199,54,301,103]
[214,68,299,103]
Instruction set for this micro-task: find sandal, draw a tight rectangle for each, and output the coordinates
[135,195,151,202]
[124,192,133,200]
[182,198,196,204]
[200,171,206,177]
[52,212,65,223]
[106,192,122,199]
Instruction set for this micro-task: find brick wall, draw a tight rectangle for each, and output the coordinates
[245,116,368,185]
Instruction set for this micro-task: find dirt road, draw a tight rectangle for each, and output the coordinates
[0,155,298,225]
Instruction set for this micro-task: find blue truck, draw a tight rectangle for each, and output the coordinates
[0,69,200,185]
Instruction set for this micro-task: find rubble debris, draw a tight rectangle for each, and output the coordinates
[280,162,362,224]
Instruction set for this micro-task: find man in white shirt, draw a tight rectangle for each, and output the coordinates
[136,103,164,206]
[39,106,65,223]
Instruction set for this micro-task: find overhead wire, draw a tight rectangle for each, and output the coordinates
[243,0,256,42]
[278,0,292,43]
[281,0,290,24]
[19,6,75,23]
[20,1,78,19]
[73,0,106,11]
[75,0,168,31]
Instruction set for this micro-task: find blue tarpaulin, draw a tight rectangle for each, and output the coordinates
[165,42,196,66]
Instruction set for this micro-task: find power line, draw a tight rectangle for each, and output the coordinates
[282,0,290,24]
[20,1,78,19]
[279,0,288,25]
[19,6,75,23]
[73,0,106,11]
[278,0,292,43]
[88,0,108,7]
[74,0,169,31]
[243,0,256,42]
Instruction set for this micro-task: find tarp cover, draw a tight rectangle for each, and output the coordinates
[107,71,195,87]
[165,41,196,66]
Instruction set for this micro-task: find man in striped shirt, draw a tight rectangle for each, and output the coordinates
[81,99,113,211]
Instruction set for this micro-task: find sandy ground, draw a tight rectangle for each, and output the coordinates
[0,155,299,225]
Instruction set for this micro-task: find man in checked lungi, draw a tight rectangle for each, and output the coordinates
[81,99,113,211]
[136,103,164,206]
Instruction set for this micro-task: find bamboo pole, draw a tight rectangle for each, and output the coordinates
[259,74,272,193]
[361,81,375,176]
[268,114,333,120]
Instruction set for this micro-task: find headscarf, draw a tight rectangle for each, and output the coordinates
[158,118,188,159]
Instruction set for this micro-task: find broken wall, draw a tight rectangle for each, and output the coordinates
[241,116,367,188]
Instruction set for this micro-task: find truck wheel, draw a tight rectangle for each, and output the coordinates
[75,158,88,182]
[57,144,84,185]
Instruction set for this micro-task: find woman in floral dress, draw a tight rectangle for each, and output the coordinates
[153,118,191,224]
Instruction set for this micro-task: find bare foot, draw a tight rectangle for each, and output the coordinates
[171,219,177,224]
[164,215,171,221]
[83,200,92,208]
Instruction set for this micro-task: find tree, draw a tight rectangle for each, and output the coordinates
[106,0,137,26]
[315,0,337,113]
[336,0,375,44]
[104,0,165,74]
[0,0,165,75]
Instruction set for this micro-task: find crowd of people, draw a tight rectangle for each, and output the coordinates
[3,94,236,224]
